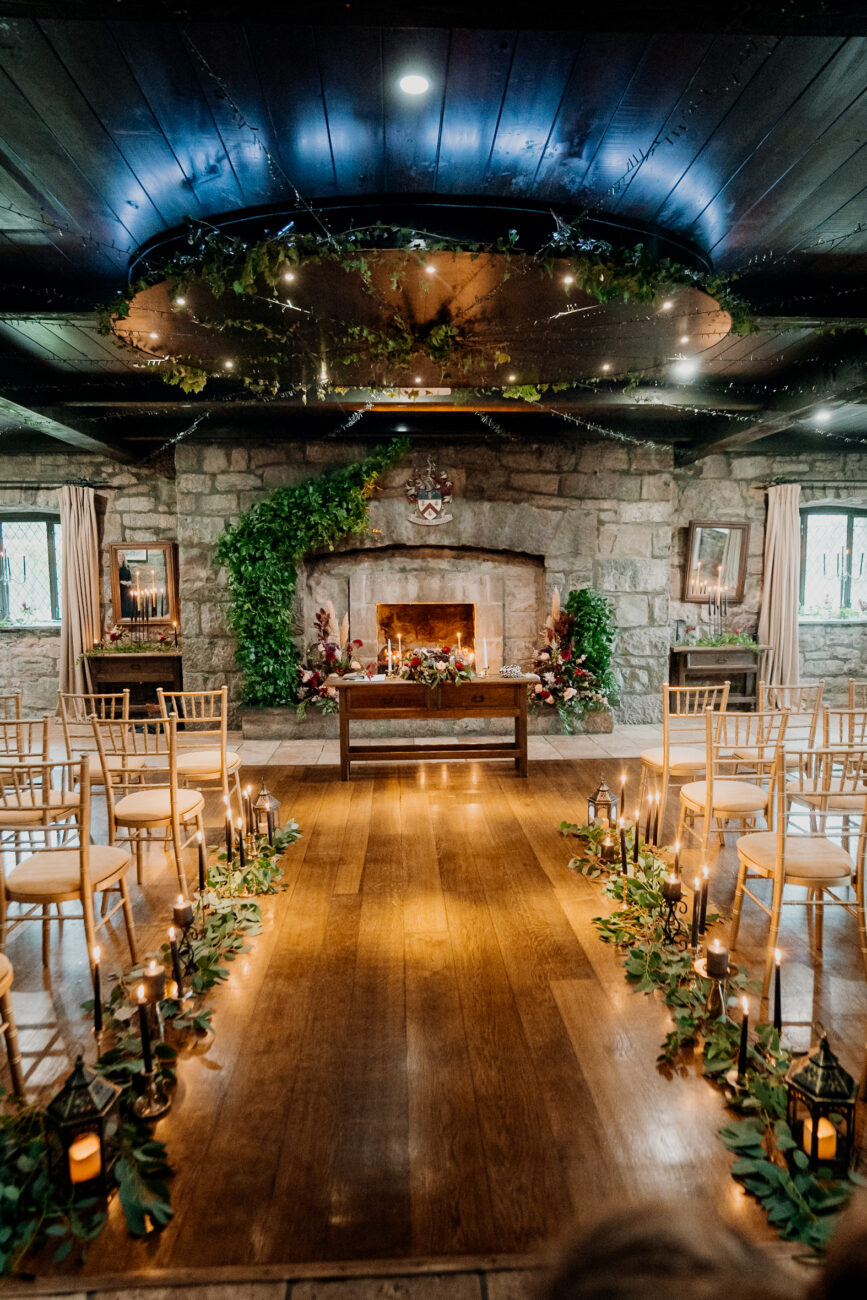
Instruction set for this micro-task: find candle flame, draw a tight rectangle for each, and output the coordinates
[742,996,749,1013]
[176,894,184,905]
[196,830,203,843]
[168,926,175,941]
[693,877,700,889]
[712,939,720,952]
[775,948,781,965]
[702,864,709,879]
[92,945,100,962]
[136,984,146,1003]
[675,840,680,853]
[620,772,626,785]
[147,959,158,974]
[236,817,243,830]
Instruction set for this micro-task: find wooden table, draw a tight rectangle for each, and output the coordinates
[329,674,539,779]
[669,643,767,709]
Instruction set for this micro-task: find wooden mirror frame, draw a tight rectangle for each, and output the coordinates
[109,541,179,626]
[682,521,749,603]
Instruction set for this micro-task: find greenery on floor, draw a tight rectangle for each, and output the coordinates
[0,829,300,1277]
[216,438,408,706]
[560,818,863,1253]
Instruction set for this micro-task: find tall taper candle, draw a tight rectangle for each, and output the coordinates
[690,879,700,949]
[773,949,782,1035]
[168,927,184,998]
[137,985,153,1074]
[674,839,680,876]
[737,997,749,1078]
[652,793,660,847]
[225,811,233,863]
[620,772,627,821]
[197,830,206,892]
[92,946,102,1035]
[619,819,628,875]
[237,818,246,869]
[699,864,709,933]
[633,808,640,864]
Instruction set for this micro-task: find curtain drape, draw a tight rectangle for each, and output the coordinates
[758,483,801,686]
[59,485,101,694]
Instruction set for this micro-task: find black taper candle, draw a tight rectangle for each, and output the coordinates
[137,989,153,1074]
[237,820,246,869]
[266,808,275,846]
[690,879,700,949]
[197,832,206,893]
[652,797,660,847]
[773,950,782,1035]
[699,868,709,933]
[737,999,749,1078]
[225,812,233,863]
[633,809,640,864]
[92,948,103,1035]
[620,823,628,875]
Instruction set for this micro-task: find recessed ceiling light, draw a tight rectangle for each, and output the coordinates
[661,299,673,311]
[815,408,832,423]
[671,356,699,381]
[283,271,295,282]
[223,359,234,370]
[399,73,430,95]
[601,363,611,372]
[174,296,185,307]
[395,424,408,433]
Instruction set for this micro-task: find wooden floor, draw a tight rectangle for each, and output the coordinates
[4,757,867,1279]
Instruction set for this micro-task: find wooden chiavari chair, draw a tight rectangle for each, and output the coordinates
[157,686,242,814]
[638,681,730,833]
[0,954,24,1096]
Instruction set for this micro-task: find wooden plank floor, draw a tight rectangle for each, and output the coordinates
[4,757,866,1280]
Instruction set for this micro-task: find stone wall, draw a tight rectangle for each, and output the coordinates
[0,445,175,709]
[3,434,867,721]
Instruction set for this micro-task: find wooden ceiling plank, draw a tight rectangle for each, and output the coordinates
[381,27,451,191]
[108,19,246,217]
[0,392,134,459]
[435,28,516,194]
[315,25,387,196]
[654,36,845,251]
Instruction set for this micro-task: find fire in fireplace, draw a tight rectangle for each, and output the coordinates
[377,602,475,657]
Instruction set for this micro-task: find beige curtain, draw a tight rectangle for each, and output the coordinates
[59,485,101,694]
[758,483,801,686]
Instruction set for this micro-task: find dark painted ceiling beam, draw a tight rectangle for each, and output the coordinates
[0,395,134,462]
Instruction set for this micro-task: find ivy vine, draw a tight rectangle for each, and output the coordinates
[215,438,408,707]
[561,818,864,1253]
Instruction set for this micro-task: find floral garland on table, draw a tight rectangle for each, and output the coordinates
[560,818,863,1253]
[296,605,367,718]
[0,827,300,1276]
[397,644,475,687]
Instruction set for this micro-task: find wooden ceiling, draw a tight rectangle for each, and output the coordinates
[0,4,866,460]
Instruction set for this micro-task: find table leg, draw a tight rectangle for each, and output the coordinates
[339,702,350,781]
[516,701,528,777]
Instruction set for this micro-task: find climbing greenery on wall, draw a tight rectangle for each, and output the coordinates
[215,439,408,706]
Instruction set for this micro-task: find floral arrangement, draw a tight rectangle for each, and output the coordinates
[531,590,608,731]
[398,644,475,687]
[296,605,365,717]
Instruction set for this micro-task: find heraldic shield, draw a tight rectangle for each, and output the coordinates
[405,456,454,526]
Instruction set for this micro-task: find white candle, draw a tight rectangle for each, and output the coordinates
[457,632,462,658]
[387,638,392,674]
[483,637,488,670]
[803,1116,837,1162]
[398,633,402,662]
[69,1132,101,1184]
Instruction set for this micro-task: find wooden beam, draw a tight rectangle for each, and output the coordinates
[0,395,135,462]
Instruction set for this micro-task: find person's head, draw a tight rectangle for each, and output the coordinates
[540,1199,804,1300]
[118,550,126,566]
[811,1189,867,1299]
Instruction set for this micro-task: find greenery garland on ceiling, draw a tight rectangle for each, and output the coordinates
[101,217,756,398]
[215,438,408,707]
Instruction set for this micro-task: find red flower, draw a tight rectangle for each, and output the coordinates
[455,660,464,671]
[539,689,552,701]
[441,645,451,654]
[411,655,422,668]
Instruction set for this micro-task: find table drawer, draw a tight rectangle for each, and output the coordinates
[344,684,430,713]
[684,650,757,670]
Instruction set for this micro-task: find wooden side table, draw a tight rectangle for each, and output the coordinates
[669,644,767,710]
[83,652,183,715]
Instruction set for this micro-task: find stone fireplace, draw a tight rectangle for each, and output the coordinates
[301,545,546,672]
[376,602,475,658]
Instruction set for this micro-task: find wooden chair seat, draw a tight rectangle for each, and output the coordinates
[736,830,853,883]
[0,789,80,824]
[0,953,12,997]
[6,844,131,899]
[114,786,204,826]
[681,779,768,815]
[176,747,241,777]
[639,744,706,774]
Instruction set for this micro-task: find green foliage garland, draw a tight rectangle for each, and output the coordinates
[216,439,408,706]
[561,818,863,1252]
[565,588,619,703]
[0,832,298,1276]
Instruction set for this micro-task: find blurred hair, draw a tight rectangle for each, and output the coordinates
[811,1189,867,1300]
[540,1199,804,1300]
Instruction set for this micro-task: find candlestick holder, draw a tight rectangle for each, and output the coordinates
[659,895,690,948]
[175,916,199,977]
[694,956,737,1023]
[133,1069,171,1119]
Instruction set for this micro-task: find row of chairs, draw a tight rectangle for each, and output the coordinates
[0,686,245,1097]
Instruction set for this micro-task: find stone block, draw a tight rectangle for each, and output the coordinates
[613,594,649,626]
[195,492,240,515]
[508,471,561,495]
[630,444,673,472]
[597,524,653,558]
[200,446,230,473]
[594,557,669,593]
[113,495,155,513]
[121,513,176,534]
[212,471,261,490]
[617,501,672,523]
[229,446,249,470]
[640,474,674,501]
[174,473,212,494]
[730,455,773,480]
[577,444,629,472]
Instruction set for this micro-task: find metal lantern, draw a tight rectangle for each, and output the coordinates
[588,778,617,826]
[46,1055,122,1197]
[253,780,280,845]
[785,1029,857,1174]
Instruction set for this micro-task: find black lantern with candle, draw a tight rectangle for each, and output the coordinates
[46,1055,121,1198]
[253,781,280,845]
[785,1030,857,1175]
[587,779,616,827]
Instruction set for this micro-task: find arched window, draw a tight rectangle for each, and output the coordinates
[799,504,867,621]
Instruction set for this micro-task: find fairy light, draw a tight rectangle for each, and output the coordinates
[283,271,295,282]
[424,264,436,275]
[222,359,234,369]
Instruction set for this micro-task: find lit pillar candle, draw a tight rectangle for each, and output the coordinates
[168,926,184,998]
[706,938,729,978]
[137,985,153,1074]
[172,895,193,930]
[68,1132,101,1185]
[773,948,783,1035]
[197,830,206,893]
[172,620,178,646]
[143,956,166,1004]
[662,873,681,902]
[457,632,461,659]
[737,997,749,1078]
[690,877,701,949]
[699,864,710,933]
[237,818,246,868]
[803,1116,837,1162]
[92,946,103,1035]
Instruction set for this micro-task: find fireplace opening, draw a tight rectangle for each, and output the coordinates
[377,602,475,658]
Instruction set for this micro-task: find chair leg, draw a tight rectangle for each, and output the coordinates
[815,887,825,954]
[637,763,648,820]
[119,878,138,964]
[81,889,98,976]
[729,859,748,952]
[763,872,786,1001]
[0,991,24,1098]
[41,905,50,967]
[676,799,687,847]
[135,833,143,886]
[170,815,189,895]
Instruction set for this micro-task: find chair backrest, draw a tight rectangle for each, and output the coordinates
[0,693,21,722]
[775,745,867,877]
[0,755,85,840]
[822,707,867,748]
[662,681,731,751]
[707,708,789,786]
[58,690,130,758]
[848,679,867,710]
[0,715,50,760]
[157,687,228,751]
[758,680,823,748]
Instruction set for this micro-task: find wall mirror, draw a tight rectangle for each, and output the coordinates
[682,521,749,603]
[109,542,179,625]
